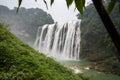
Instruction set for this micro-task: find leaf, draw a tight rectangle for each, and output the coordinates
[50,0,54,6]
[104,34,110,42]
[108,41,114,47]
[74,0,84,15]
[66,0,73,8]
[82,0,85,7]
[107,0,117,14]
[16,0,22,13]
[43,0,48,9]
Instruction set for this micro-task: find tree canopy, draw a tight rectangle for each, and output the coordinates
[0,5,54,45]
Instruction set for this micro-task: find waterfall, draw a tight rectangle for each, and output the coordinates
[34,20,81,60]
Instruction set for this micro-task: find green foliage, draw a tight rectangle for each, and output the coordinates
[75,0,84,15]
[104,34,110,43]
[66,0,73,8]
[17,0,120,15]
[17,0,22,13]
[43,0,48,9]
[17,0,85,14]
[108,0,117,14]
[0,23,83,80]
[50,0,54,5]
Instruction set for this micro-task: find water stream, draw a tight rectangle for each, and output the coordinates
[34,20,81,60]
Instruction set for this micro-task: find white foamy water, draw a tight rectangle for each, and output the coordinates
[34,20,81,60]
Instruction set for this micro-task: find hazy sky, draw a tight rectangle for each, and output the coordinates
[0,0,91,22]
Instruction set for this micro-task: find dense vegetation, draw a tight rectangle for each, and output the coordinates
[77,1,120,75]
[0,5,54,46]
[0,23,84,80]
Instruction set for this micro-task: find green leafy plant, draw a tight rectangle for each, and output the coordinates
[0,23,84,80]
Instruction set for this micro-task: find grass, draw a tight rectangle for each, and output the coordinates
[0,23,83,80]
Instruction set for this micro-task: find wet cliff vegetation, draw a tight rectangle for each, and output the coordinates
[77,1,120,75]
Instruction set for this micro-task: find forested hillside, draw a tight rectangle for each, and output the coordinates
[0,5,54,46]
[77,1,120,75]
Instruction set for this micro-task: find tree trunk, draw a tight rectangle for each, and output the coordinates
[92,0,120,61]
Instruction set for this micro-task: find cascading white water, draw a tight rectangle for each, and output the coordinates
[34,20,81,60]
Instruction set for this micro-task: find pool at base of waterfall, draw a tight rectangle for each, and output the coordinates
[57,60,120,80]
